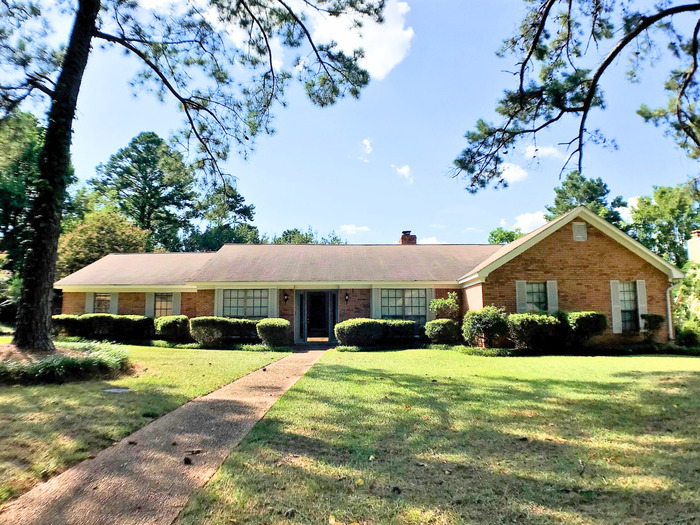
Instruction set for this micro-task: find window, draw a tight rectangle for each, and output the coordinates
[381,289,427,326]
[154,293,173,317]
[222,289,269,319]
[94,293,111,314]
[573,222,587,241]
[619,281,639,332]
[525,282,548,311]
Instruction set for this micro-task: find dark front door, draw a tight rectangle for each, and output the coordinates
[307,292,329,339]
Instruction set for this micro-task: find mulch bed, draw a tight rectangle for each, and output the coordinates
[0,343,85,363]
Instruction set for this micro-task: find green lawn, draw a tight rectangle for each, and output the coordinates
[178,349,700,525]
[0,342,287,504]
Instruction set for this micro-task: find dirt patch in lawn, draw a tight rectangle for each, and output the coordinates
[0,343,85,363]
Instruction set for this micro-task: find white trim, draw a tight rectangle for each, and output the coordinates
[187,281,461,289]
[109,293,119,314]
[55,285,197,293]
[610,280,622,334]
[459,207,684,283]
[145,293,155,317]
[85,292,94,314]
[636,280,648,332]
[172,292,182,316]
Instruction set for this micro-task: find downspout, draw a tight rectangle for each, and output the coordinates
[666,282,675,341]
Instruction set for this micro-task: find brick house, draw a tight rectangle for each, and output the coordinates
[55,207,683,344]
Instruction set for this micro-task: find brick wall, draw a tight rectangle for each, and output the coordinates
[181,292,197,318]
[196,290,215,317]
[279,289,294,324]
[464,284,483,313]
[434,288,463,319]
[481,220,672,341]
[117,293,146,315]
[62,292,86,314]
[338,289,371,322]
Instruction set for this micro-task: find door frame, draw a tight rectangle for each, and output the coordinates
[294,290,338,344]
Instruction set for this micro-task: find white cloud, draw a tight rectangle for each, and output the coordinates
[513,211,547,232]
[310,0,414,80]
[524,144,566,159]
[462,226,483,233]
[339,224,370,235]
[359,138,373,162]
[391,164,413,184]
[499,163,528,183]
[617,196,639,223]
[419,236,448,245]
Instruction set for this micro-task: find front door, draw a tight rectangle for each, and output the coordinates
[307,292,329,339]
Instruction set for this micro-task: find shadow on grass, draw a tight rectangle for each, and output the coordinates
[179,362,700,524]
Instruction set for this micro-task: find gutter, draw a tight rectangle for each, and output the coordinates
[666,282,675,341]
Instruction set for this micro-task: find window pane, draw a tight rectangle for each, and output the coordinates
[526,282,548,311]
[154,293,173,317]
[620,281,639,332]
[94,293,111,313]
[379,289,427,326]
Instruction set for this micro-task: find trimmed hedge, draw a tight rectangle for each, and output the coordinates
[567,311,607,346]
[154,315,190,342]
[462,306,509,347]
[334,318,418,347]
[507,313,563,352]
[189,317,259,347]
[52,314,154,342]
[256,318,292,347]
[0,343,129,385]
[424,319,461,344]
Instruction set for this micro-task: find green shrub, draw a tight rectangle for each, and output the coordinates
[507,313,564,353]
[676,317,700,347]
[236,343,290,352]
[567,311,608,346]
[335,345,361,352]
[334,318,384,346]
[189,317,259,347]
[256,318,292,347]
[154,315,190,342]
[428,291,460,320]
[641,313,665,342]
[424,319,461,344]
[462,306,509,347]
[334,318,418,346]
[449,345,518,357]
[52,314,154,341]
[0,343,129,385]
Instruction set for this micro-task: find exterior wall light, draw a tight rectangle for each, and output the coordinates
[345,292,350,303]
[283,292,289,303]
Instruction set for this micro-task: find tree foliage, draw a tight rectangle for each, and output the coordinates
[272,227,345,244]
[488,227,524,244]
[627,181,699,267]
[56,211,149,278]
[90,132,197,251]
[452,1,700,191]
[545,171,627,227]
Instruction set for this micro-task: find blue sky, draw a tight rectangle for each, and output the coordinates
[65,0,698,244]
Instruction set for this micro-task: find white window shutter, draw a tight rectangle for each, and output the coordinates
[85,292,94,313]
[610,280,622,334]
[515,281,527,313]
[214,289,223,317]
[546,281,559,312]
[427,288,436,321]
[636,280,648,332]
[268,288,278,318]
[370,288,381,319]
[109,293,119,314]
[145,293,155,317]
[172,292,182,316]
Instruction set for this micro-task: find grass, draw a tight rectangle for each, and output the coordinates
[178,349,700,525]
[0,342,288,504]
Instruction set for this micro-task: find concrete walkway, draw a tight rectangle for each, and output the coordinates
[0,349,326,525]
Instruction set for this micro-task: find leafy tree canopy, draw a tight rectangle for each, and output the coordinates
[56,210,149,278]
[545,171,627,227]
[90,131,197,251]
[452,1,700,191]
[627,181,699,267]
[272,227,345,244]
[184,223,263,252]
[488,227,524,244]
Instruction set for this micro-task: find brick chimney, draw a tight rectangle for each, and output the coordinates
[688,230,700,263]
[400,230,417,245]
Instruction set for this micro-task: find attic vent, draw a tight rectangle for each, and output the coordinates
[573,222,587,242]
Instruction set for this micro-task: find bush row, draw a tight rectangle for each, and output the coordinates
[423,308,615,352]
[334,318,416,347]
[0,343,129,385]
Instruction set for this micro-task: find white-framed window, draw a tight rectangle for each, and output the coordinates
[94,293,111,313]
[526,282,548,311]
[154,293,173,318]
[222,289,269,319]
[619,281,639,333]
[380,289,427,326]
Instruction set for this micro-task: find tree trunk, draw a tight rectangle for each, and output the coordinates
[13,0,101,351]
